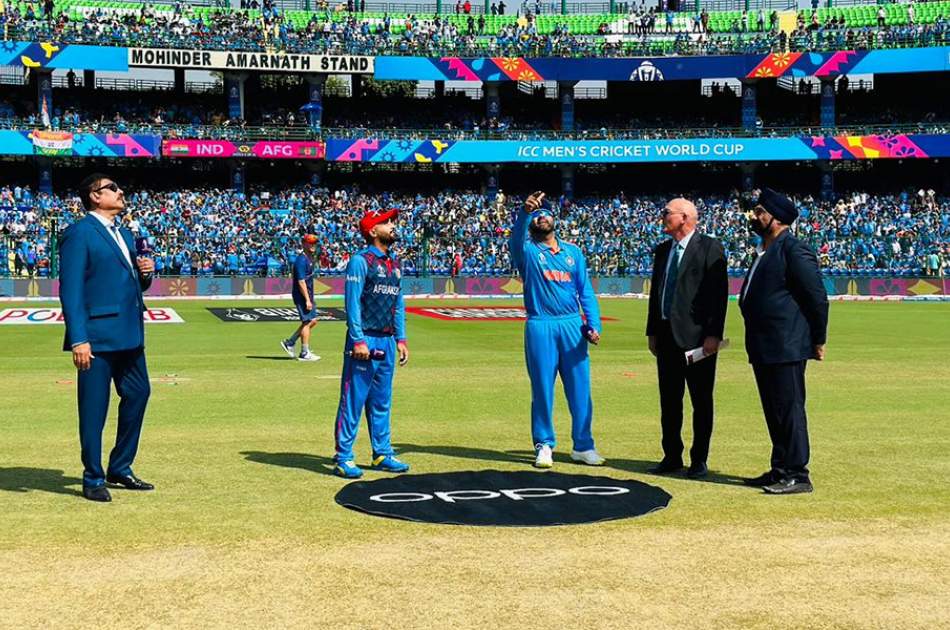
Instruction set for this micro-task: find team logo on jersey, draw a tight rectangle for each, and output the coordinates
[566,255,574,267]
[377,264,387,276]
[538,253,546,264]
[394,268,401,280]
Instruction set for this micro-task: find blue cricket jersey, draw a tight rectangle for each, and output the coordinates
[509,211,602,331]
[344,246,407,344]
[292,253,314,304]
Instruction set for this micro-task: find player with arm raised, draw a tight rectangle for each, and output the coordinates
[509,191,605,469]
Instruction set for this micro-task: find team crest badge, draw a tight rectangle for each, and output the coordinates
[566,255,574,266]
[394,268,401,280]
[377,264,386,276]
[538,253,546,264]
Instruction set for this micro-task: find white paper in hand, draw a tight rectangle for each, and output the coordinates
[685,338,730,365]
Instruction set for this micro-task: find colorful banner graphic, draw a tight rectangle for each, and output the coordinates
[1,276,946,299]
[326,134,950,164]
[162,139,326,159]
[0,130,160,157]
[375,47,950,81]
[0,307,183,324]
[0,41,128,70]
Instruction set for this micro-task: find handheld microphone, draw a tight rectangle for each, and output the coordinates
[134,237,153,258]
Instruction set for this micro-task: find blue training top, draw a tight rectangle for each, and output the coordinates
[292,253,314,304]
[509,210,602,332]
[344,245,407,344]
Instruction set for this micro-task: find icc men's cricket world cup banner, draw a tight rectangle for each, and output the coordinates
[326,134,950,164]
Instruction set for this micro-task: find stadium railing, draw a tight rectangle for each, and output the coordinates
[2,24,947,57]
[1,121,946,140]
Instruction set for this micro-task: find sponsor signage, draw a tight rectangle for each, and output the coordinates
[0,307,183,324]
[335,470,672,526]
[406,306,616,322]
[208,307,346,322]
[163,139,325,160]
[128,48,374,73]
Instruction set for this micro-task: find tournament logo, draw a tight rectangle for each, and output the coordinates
[224,308,259,321]
[629,60,664,82]
[336,470,672,526]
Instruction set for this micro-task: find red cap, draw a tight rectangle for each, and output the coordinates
[358,208,398,238]
[302,234,318,245]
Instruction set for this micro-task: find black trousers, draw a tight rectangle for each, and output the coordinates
[655,321,717,465]
[752,361,811,482]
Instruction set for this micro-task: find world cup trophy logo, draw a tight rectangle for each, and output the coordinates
[630,61,664,82]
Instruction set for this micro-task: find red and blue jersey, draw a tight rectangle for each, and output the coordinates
[344,246,406,344]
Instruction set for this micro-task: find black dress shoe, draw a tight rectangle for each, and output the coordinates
[686,462,708,479]
[648,460,684,475]
[83,486,112,502]
[106,473,154,491]
[763,478,814,495]
[743,471,777,487]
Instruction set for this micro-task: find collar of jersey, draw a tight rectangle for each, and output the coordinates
[538,239,562,255]
[366,245,389,258]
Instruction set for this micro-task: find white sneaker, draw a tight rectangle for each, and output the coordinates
[298,352,321,362]
[570,449,606,466]
[534,444,553,469]
[280,339,295,358]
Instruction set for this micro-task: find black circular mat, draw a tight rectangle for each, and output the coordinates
[335,470,672,527]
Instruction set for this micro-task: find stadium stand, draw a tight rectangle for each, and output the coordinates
[1,0,948,55]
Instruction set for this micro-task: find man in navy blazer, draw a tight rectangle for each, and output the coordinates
[739,188,829,495]
[59,174,156,502]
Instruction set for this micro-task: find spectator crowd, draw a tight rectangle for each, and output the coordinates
[2,184,947,278]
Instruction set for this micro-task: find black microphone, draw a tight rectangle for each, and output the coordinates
[134,237,153,276]
[134,237,153,258]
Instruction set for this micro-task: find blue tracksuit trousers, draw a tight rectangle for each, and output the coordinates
[524,314,595,452]
[334,335,398,462]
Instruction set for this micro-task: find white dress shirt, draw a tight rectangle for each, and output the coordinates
[90,211,134,269]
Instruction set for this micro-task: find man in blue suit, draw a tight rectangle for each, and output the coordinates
[59,174,155,502]
[739,188,829,495]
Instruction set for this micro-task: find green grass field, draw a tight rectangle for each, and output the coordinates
[1,298,948,629]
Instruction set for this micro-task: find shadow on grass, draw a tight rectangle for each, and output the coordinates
[0,467,83,496]
[394,443,532,465]
[241,451,337,476]
[245,356,294,361]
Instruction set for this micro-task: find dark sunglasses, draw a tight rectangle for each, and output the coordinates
[93,182,120,193]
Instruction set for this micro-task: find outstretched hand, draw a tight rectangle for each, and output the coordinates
[525,191,545,213]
